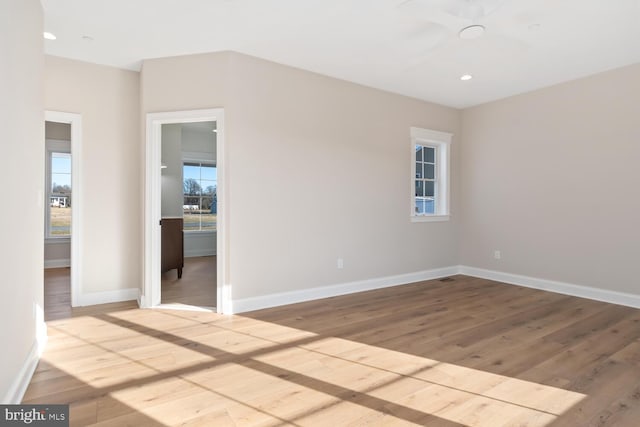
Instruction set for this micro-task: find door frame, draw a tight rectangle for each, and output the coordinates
[45,110,82,307]
[142,108,228,313]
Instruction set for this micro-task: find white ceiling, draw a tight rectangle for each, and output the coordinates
[41,0,640,108]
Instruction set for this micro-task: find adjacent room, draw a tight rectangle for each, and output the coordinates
[3,0,639,425]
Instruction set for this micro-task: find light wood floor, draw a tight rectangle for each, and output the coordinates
[26,275,640,426]
[161,256,216,308]
[44,257,216,321]
[44,268,137,321]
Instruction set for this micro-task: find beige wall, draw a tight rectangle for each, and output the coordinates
[142,52,461,300]
[44,56,141,296]
[460,63,640,294]
[0,0,44,402]
[46,47,637,308]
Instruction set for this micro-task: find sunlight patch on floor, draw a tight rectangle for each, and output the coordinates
[33,308,586,426]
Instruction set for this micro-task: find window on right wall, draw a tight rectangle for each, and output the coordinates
[411,127,452,222]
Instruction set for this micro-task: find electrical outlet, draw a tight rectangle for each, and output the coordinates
[494,250,501,260]
[337,258,344,269]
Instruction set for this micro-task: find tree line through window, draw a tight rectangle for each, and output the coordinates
[183,162,217,231]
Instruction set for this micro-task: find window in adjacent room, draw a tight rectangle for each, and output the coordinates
[46,144,72,238]
[183,162,217,231]
[411,127,452,222]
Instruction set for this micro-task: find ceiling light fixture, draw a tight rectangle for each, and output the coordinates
[459,25,485,40]
[460,74,473,81]
[43,32,57,40]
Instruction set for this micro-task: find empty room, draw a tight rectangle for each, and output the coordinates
[2,0,639,426]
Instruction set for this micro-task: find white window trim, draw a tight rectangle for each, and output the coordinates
[45,138,72,240]
[410,127,452,223]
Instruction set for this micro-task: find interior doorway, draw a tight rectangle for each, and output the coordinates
[160,121,217,309]
[43,111,82,319]
[143,109,228,313]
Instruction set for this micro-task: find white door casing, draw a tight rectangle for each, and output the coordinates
[45,110,82,307]
[143,109,229,313]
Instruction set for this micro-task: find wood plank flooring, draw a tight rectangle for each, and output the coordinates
[161,256,216,307]
[26,275,640,426]
[44,268,137,321]
[44,256,216,321]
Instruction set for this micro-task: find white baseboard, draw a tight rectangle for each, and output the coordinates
[184,249,216,258]
[231,266,459,314]
[458,265,640,309]
[77,288,140,307]
[3,321,47,403]
[44,258,70,269]
[230,264,640,314]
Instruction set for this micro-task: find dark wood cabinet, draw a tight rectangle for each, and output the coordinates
[161,217,184,278]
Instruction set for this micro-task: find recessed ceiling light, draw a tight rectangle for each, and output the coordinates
[460,74,473,81]
[459,25,485,40]
[43,32,56,40]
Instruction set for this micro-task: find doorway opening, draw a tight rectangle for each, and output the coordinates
[143,109,228,313]
[161,122,217,309]
[43,111,82,320]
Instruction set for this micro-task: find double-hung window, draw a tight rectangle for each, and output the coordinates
[411,127,452,222]
[183,162,217,231]
[46,141,72,238]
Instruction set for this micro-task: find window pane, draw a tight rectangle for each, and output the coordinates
[52,174,71,192]
[201,180,216,196]
[201,213,216,231]
[415,162,422,178]
[201,165,217,181]
[51,152,71,192]
[183,196,199,231]
[183,163,218,231]
[425,181,435,197]
[415,181,424,197]
[201,196,213,211]
[183,164,201,196]
[50,206,71,235]
[49,152,72,237]
[425,147,435,163]
[416,146,423,162]
[183,178,201,195]
[425,199,435,214]
[51,153,71,173]
[424,163,435,179]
